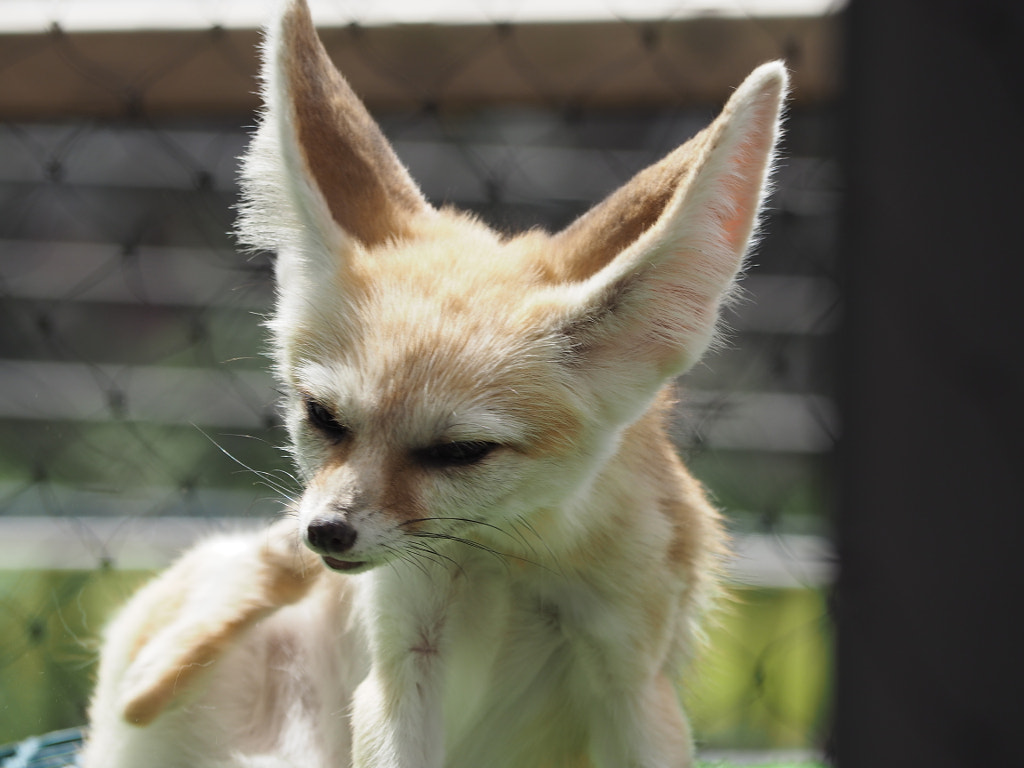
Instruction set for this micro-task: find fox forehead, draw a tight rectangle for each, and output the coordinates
[284,227,588,454]
[285,220,569,370]
[354,218,560,305]
[281,216,563,339]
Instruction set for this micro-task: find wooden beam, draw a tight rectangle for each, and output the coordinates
[0,15,837,120]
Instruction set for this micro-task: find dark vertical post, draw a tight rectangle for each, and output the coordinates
[840,1,1024,765]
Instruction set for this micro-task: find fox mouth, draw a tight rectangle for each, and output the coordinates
[321,555,370,572]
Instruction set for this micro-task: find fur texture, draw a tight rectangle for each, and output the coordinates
[81,2,787,766]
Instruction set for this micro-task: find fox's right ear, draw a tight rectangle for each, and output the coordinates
[237,0,431,290]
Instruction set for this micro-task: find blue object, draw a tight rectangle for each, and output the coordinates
[0,728,82,768]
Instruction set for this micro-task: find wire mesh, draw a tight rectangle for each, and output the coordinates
[0,4,839,755]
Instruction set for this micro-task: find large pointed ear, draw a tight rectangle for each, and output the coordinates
[554,62,787,401]
[237,0,431,279]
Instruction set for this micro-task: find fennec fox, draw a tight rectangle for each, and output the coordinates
[82,1,787,765]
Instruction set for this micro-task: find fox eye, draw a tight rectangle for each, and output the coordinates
[304,398,349,440]
[418,440,497,468]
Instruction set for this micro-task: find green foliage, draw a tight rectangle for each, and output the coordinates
[0,569,151,742]
[688,587,832,750]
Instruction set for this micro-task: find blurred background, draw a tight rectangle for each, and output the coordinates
[0,0,843,757]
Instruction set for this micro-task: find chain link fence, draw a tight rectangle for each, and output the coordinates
[0,2,840,756]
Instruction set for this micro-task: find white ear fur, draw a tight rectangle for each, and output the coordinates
[563,62,788,391]
[236,2,346,290]
[237,0,431,298]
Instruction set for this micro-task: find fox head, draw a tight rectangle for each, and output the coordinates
[238,0,787,573]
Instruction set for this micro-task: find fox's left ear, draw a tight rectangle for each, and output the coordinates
[553,62,787,395]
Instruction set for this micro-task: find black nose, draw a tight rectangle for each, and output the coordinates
[307,517,358,554]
